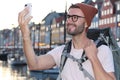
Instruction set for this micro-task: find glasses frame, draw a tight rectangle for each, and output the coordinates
[67,14,85,22]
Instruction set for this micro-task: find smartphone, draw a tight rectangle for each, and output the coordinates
[24,3,32,19]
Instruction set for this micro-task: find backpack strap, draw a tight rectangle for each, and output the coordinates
[57,37,106,80]
[57,40,72,80]
[60,40,72,72]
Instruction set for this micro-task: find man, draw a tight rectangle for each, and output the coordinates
[18,3,116,80]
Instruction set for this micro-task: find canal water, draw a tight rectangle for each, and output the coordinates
[0,61,58,80]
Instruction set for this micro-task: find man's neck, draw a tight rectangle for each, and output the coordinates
[72,34,90,49]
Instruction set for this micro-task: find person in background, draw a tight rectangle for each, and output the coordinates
[18,2,116,80]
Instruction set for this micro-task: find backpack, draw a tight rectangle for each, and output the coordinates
[57,28,120,80]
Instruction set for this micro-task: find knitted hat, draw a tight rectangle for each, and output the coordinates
[74,3,98,27]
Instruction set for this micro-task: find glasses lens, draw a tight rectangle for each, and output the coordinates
[67,15,70,19]
[67,15,85,22]
[72,15,78,22]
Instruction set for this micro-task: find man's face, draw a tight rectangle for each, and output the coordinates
[66,8,86,36]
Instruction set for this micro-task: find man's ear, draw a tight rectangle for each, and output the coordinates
[85,22,88,28]
[84,22,89,32]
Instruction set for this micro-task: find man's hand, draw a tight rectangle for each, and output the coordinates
[84,41,98,61]
[18,7,33,39]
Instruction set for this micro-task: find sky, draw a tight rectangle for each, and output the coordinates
[0,0,87,30]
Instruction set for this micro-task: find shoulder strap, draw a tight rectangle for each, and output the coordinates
[57,40,72,80]
[57,38,106,80]
[60,40,72,72]
[80,38,105,63]
[60,38,105,71]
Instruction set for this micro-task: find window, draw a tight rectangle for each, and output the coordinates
[46,27,48,31]
[101,19,103,25]
[104,2,110,7]
[107,18,110,24]
[104,2,107,6]
[95,22,98,28]
[117,4,120,10]
[103,10,105,16]
[62,20,65,24]
[101,11,104,16]
[93,22,95,28]
[107,9,109,15]
[113,17,116,23]
[104,19,106,24]
[117,14,120,22]
[90,23,93,28]
[110,8,113,14]
[106,2,110,6]
[106,18,108,24]
[110,17,113,23]
[104,10,107,15]
[119,4,120,10]
[57,23,59,27]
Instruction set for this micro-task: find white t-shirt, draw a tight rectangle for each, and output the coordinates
[47,44,114,80]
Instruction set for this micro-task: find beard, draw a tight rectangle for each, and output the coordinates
[66,22,85,36]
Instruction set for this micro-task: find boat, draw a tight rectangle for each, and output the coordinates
[7,50,27,66]
[0,49,9,61]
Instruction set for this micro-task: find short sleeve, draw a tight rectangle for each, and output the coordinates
[47,45,65,67]
[98,45,114,72]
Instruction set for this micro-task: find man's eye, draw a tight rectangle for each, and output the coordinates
[73,16,77,19]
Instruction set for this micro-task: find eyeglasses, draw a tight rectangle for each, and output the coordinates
[67,15,85,22]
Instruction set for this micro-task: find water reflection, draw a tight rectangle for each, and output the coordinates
[9,65,28,80]
[0,61,29,80]
[0,61,58,80]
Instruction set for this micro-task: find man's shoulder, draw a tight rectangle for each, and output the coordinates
[48,45,65,53]
[98,44,112,55]
[54,45,65,50]
[98,44,110,50]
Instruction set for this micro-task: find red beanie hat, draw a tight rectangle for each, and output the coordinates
[74,3,98,27]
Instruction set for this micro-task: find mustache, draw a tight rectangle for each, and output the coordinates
[66,23,76,27]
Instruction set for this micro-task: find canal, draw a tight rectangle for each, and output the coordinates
[0,61,58,80]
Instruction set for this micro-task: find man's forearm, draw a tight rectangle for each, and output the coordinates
[90,56,114,80]
[23,37,38,70]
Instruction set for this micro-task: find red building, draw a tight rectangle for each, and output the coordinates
[99,0,115,28]
[94,0,120,39]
